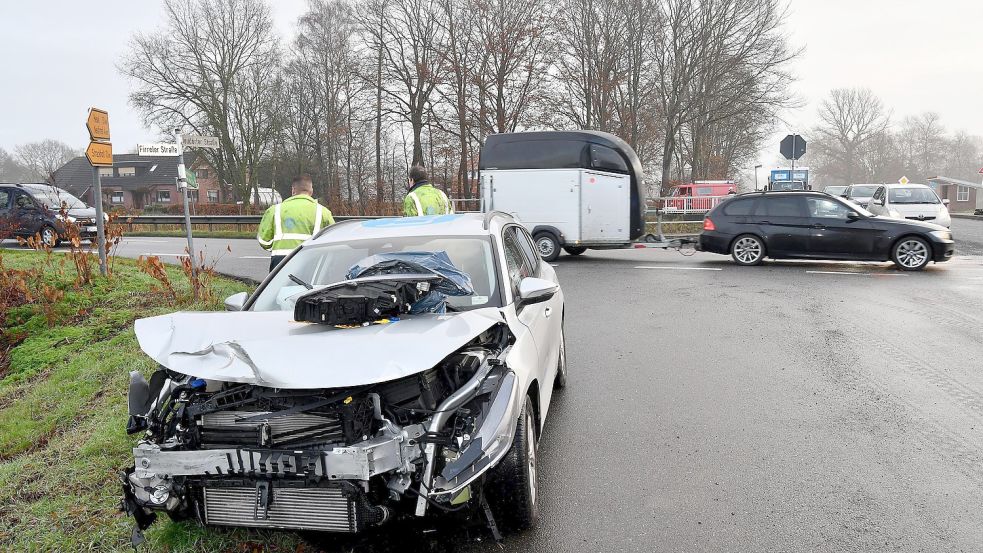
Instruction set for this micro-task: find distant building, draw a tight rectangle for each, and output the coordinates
[925,176,981,213]
[52,154,226,209]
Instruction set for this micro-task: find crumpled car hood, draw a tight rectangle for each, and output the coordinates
[134,308,504,389]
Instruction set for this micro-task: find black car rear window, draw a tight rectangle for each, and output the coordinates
[759,196,805,217]
[722,198,755,215]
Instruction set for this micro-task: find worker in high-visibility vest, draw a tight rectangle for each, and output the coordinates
[403,164,453,216]
[256,174,335,271]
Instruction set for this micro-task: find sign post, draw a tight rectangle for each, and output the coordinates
[85,108,111,276]
[173,129,198,291]
[780,134,807,178]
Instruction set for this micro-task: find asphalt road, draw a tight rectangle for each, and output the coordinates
[5,219,983,551]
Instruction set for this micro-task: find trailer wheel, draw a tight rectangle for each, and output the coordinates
[563,246,586,256]
[534,232,561,262]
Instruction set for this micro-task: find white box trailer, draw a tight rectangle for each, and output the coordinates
[479,131,647,261]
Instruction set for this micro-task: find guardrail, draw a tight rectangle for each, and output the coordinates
[650,195,730,214]
[123,214,386,232]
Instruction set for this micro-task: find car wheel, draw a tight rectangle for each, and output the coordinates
[39,226,59,248]
[534,232,560,262]
[486,394,539,531]
[892,236,930,271]
[731,234,765,266]
[563,246,586,256]
[554,329,567,389]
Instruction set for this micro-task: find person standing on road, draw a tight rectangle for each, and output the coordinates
[256,174,335,271]
[403,164,453,216]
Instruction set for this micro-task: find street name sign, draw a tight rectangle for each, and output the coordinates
[181,134,220,149]
[87,108,110,141]
[85,141,113,166]
[138,143,181,156]
[780,134,806,160]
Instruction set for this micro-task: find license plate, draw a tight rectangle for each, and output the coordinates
[85,226,97,232]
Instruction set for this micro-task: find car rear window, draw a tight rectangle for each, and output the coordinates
[759,196,805,217]
[722,198,755,215]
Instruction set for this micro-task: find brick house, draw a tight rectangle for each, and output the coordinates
[52,154,226,209]
[925,176,982,213]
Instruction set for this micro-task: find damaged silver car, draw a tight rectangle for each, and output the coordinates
[121,212,566,542]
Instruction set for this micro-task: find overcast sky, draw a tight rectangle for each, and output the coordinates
[2,0,981,171]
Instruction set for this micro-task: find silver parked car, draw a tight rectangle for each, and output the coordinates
[866,183,951,228]
[121,212,566,541]
[841,184,880,208]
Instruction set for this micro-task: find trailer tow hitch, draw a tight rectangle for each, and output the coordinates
[633,235,699,256]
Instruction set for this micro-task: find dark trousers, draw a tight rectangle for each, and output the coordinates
[270,255,286,272]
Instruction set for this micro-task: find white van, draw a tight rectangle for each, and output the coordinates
[867,183,951,228]
[479,131,647,261]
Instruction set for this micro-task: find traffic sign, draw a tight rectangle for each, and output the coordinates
[138,143,180,156]
[185,170,199,190]
[899,176,909,185]
[978,167,983,174]
[85,141,113,166]
[780,134,806,160]
[181,134,220,149]
[87,108,110,141]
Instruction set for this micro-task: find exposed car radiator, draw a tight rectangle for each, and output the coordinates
[199,411,345,448]
[203,486,356,532]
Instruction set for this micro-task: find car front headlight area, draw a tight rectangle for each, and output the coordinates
[121,324,516,535]
[929,230,952,241]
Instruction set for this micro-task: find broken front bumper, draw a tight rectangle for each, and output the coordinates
[132,423,426,480]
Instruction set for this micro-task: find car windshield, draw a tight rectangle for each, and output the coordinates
[27,187,87,209]
[848,185,878,197]
[250,235,501,313]
[889,187,940,204]
[824,186,847,195]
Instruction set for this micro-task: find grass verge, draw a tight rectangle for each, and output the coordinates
[0,250,303,551]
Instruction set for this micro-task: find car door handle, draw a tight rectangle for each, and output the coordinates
[759,220,771,224]
[544,307,552,318]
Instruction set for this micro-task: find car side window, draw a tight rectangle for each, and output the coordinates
[512,227,541,276]
[808,198,852,219]
[872,187,883,201]
[14,193,34,209]
[758,196,806,217]
[0,190,9,210]
[722,198,755,216]
[502,230,532,295]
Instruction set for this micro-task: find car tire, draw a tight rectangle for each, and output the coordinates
[553,329,567,389]
[39,226,59,248]
[730,234,765,266]
[563,246,586,256]
[534,232,561,262]
[486,394,539,531]
[892,236,931,271]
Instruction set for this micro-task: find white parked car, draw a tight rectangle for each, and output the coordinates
[867,183,951,228]
[122,212,565,541]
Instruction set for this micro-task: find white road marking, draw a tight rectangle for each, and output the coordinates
[240,256,269,259]
[143,252,190,257]
[634,266,722,271]
[806,270,909,277]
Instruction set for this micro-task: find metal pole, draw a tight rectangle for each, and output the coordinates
[92,166,108,276]
[174,130,197,288]
[656,210,665,242]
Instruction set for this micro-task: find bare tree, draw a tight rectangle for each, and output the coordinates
[119,0,282,204]
[359,0,446,166]
[811,88,891,185]
[14,140,78,182]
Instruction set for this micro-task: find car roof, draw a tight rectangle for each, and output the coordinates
[882,182,930,188]
[308,213,513,245]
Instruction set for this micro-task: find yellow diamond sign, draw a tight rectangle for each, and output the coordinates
[898,176,909,185]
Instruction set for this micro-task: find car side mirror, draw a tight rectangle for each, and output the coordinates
[846,211,861,220]
[942,199,950,206]
[517,277,558,306]
[224,291,248,311]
